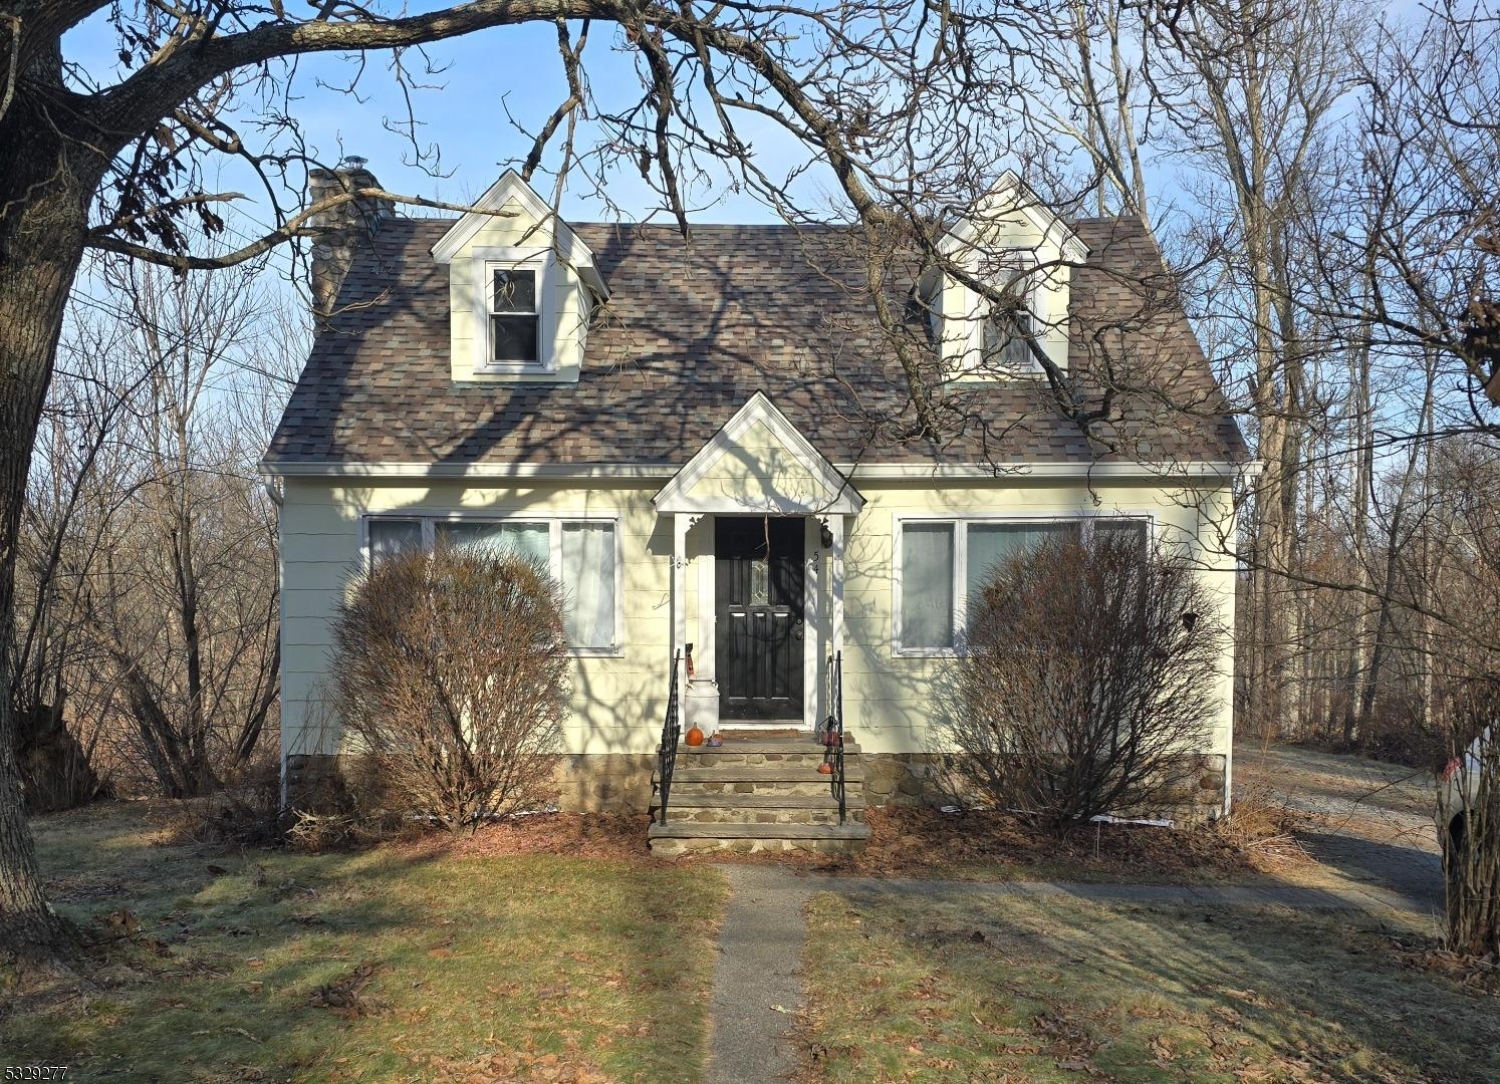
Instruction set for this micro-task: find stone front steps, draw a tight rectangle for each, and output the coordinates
[648,740,872,855]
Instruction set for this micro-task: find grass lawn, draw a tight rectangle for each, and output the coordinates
[797,888,1500,1083]
[2,801,727,1083]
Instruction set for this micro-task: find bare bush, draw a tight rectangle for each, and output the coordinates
[333,546,568,833]
[948,533,1223,833]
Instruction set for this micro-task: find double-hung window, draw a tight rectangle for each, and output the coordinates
[980,300,1035,371]
[973,259,1039,375]
[895,517,1149,653]
[365,515,620,652]
[489,266,540,364]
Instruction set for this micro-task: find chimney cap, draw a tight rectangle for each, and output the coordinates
[340,155,368,170]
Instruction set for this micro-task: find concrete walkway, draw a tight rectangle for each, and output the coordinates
[703,865,817,1084]
[701,865,1435,1084]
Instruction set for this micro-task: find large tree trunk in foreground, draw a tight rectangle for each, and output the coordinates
[0,119,99,962]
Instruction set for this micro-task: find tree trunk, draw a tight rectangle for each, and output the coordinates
[0,119,101,962]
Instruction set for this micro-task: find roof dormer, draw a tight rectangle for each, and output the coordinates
[919,171,1087,380]
[432,170,607,384]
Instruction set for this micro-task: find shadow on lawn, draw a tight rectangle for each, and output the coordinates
[17,801,715,1084]
[818,872,1484,1083]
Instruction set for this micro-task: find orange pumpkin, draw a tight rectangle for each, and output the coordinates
[684,726,705,747]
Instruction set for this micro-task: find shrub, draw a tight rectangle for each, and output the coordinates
[947,531,1222,833]
[332,544,568,833]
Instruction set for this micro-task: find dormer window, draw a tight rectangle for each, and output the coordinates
[431,169,609,385]
[468,250,554,375]
[490,267,539,363]
[979,292,1036,372]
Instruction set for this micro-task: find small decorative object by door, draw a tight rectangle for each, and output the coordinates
[685,725,705,746]
[821,717,842,746]
[817,761,834,775]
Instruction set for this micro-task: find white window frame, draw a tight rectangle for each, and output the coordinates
[962,255,1043,377]
[360,511,624,657]
[470,246,556,375]
[891,512,1155,656]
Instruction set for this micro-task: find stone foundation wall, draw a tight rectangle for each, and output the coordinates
[284,752,657,814]
[284,753,354,811]
[862,753,956,807]
[286,750,1228,824]
[860,751,1228,825]
[1149,753,1227,826]
[552,754,657,812]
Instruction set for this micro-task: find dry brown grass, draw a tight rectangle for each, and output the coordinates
[5,800,726,1082]
[777,806,1316,885]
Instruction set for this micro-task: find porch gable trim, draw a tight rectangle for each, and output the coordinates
[652,391,865,515]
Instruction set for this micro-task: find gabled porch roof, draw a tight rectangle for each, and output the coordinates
[652,392,865,516]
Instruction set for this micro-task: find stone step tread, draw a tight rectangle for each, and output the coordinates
[664,793,866,810]
[676,742,862,755]
[670,766,865,784]
[647,822,873,840]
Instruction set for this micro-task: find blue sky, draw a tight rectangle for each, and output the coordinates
[64,10,811,234]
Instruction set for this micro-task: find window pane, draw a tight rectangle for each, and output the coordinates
[967,522,1078,604]
[435,521,550,566]
[368,519,422,564]
[901,524,954,649]
[492,315,538,361]
[492,269,536,313]
[1095,519,1148,555]
[562,523,616,649]
[981,307,1034,370]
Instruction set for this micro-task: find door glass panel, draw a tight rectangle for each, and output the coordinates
[750,558,770,604]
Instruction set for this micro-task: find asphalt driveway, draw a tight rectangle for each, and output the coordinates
[1234,740,1444,911]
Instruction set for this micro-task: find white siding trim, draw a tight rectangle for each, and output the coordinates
[653,391,865,515]
[263,459,1256,481]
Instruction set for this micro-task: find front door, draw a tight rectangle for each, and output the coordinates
[715,517,805,721]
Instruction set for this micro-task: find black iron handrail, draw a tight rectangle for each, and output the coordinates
[654,649,683,826]
[828,650,846,825]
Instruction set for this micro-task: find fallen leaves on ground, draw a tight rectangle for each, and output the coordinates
[309,961,387,1018]
[833,806,1307,882]
[429,1050,616,1084]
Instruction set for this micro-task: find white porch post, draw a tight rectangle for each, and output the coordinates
[696,517,715,680]
[830,515,846,661]
[672,513,690,673]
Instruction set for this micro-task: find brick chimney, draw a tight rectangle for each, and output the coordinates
[307,156,393,314]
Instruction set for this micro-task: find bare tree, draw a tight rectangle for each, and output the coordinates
[333,546,568,833]
[947,532,1223,833]
[66,264,284,798]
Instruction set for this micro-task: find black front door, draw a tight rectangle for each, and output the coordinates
[716,517,805,720]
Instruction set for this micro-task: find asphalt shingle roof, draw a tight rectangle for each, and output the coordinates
[264,216,1246,468]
